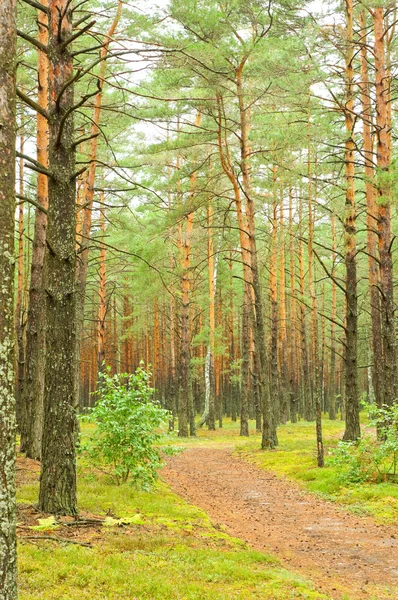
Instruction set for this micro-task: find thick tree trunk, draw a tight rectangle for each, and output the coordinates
[39,0,78,515]
[0,0,18,593]
[374,7,397,407]
[342,0,360,441]
[21,0,49,459]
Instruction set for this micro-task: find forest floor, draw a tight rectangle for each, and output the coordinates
[16,418,398,599]
[16,444,330,599]
[162,419,398,600]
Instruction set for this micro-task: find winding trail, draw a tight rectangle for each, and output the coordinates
[162,446,398,600]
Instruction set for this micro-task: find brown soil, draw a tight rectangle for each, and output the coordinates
[162,446,398,600]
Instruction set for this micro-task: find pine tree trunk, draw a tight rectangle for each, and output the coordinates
[374,7,397,407]
[0,0,18,592]
[97,202,107,375]
[21,0,49,459]
[329,214,337,420]
[75,0,122,406]
[360,10,383,411]
[278,199,288,423]
[288,188,298,422]
[307,99,316,422]
[236,67,276,447]
[15,133,26,427]
[298,194,311,420]
[208,203,217,429]
[342,0,360,441]
[269,197,280,427]
[39,0,78,515]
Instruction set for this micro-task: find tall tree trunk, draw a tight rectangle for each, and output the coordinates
[269,194,279,427]
[15,132,26,425]
[374,7,397,407]
[360,10,383,411]
[237,64,276,447]
[342,0,360,441]
[299,193,311,420]
[329,214,337,420]
[199,201,217,429]
[178,112,201,437]
[312,266,324,466]
[21,0,49,459]
[75,0,122,406]
[217,95,252,436]
[307,97,315,422]
[0,0,18,592]
[97,201,107,375]
[39,0,78,515]
[288,188,298,422]
[278,198,288,423]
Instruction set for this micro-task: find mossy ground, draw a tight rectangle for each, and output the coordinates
[19,414,397,598]
[17,436,330,600]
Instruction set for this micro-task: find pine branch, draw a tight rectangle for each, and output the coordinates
[16,151,51,178]
[56,90,98,148]
[16,194,48,215]
[60,20,96,51]
[71,132,100,149]
[20,0,49,13]
[17,88,49,120]
[17,29,48,53]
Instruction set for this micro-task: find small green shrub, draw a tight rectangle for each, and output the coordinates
[82,367,174,488]
[329,403,398,485]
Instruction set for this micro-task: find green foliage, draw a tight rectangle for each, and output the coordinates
[82,367,173,488]
[329,403,398,485]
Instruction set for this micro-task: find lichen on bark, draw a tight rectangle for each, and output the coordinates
[0,0,18,596]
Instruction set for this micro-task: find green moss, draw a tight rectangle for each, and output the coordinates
[18,459,329,599]
[19,540,329,600]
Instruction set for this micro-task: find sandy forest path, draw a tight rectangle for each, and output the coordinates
[162,445,398,600]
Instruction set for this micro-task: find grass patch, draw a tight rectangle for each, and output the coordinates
[18,458,329,599]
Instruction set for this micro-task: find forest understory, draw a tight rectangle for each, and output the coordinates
[15,418,398,600]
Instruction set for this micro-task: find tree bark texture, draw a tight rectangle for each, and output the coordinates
[0,0,18,594]
[39,0,78,515]
[21,0,49,459]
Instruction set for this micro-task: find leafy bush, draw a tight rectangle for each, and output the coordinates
[82,367,174,488]
[329,403,398,485]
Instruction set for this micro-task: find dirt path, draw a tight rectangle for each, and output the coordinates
[162,446,398,600]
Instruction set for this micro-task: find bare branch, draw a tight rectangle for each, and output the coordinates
[17,29,48,53]
[17,88,49,119]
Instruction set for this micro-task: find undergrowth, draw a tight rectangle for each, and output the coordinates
[17,447,330,600]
